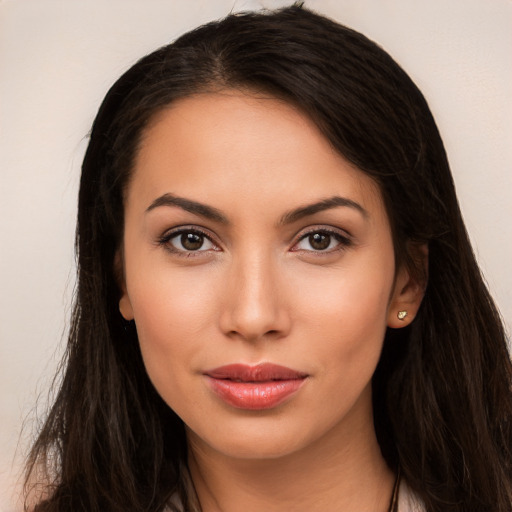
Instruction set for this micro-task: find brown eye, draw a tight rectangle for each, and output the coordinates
[293,229,351,253]
[308,233,331,251]
[181,232,204,251]
[164,229,216,253]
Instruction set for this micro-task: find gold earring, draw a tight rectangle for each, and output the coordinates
[397,310,408,321]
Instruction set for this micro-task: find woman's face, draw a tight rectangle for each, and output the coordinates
[119,91,415,460]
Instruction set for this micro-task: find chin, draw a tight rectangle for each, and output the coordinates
[186,417,316,461]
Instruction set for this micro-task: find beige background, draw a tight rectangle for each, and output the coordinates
[1,0,511,510]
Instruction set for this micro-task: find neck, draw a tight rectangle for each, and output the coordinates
[187,400,395,512]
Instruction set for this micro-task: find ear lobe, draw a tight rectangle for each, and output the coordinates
[387,244,428,329]
[119,293,134,321]
[114,250,134,321]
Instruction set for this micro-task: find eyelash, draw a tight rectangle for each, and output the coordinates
[157,226,220,257]
[157,226,352,256]
[291,228,352,254]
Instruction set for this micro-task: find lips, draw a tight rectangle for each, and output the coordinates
[204,363,308,410]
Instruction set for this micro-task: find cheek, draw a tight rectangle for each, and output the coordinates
[291,258,394,376]
[295,259,393,331]
[128,259,220,336]
[125,263,221,397]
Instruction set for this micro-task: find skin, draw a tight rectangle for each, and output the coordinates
[119,90,425,511]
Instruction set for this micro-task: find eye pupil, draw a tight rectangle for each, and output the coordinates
[309,233,330,250]
[181,232,203,250]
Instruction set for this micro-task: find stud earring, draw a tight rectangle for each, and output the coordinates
[397,310,408,321]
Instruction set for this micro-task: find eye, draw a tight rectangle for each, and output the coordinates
[160,228,218,254]
[292,229,351,253]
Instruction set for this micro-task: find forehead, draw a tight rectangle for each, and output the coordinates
[129,90,385,218]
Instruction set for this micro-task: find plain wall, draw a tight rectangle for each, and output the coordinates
[1,0,511,510]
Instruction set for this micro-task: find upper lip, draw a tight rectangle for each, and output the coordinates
[205,363,308,382]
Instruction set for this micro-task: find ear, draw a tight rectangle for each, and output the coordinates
[387,244,428,328]
[114,250,134,321]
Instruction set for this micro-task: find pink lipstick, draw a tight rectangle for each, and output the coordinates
[204,363,307,410]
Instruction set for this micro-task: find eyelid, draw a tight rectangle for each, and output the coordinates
[157,225,221,254]
[290,225,353,252]
[156,224,352,255]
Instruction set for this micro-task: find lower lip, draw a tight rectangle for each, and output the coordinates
[206,377,306,410]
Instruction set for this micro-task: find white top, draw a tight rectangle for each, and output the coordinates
[398,480,426,511]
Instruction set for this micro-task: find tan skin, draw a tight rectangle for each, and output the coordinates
[119,90,425,511]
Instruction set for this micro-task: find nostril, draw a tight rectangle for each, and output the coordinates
[225,328,285,342]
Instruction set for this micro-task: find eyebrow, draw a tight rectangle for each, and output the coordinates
[146,193,367,225]
[146,193,228,223]
[279,196,368,225]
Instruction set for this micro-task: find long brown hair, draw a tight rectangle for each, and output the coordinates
[25,6,512,511]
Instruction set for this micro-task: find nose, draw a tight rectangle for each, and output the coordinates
[219,251,291,343]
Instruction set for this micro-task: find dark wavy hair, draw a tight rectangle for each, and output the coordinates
[25,5,512,512]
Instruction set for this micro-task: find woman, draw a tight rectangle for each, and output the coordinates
[24,5,512,512]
